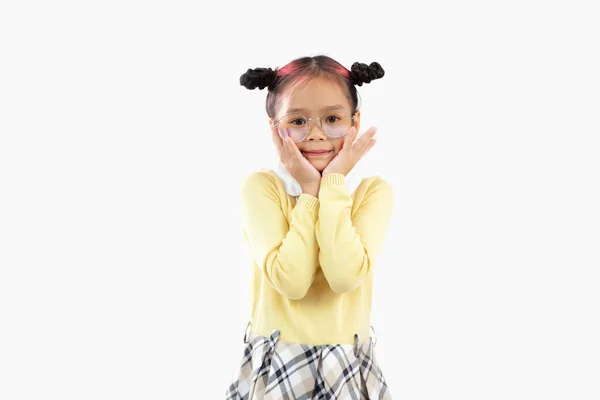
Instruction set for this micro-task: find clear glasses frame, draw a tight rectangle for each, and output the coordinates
[273,107,357,143]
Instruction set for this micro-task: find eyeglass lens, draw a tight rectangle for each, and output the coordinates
[276,108,353,142]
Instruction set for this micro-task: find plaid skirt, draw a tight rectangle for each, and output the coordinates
[225,323,392,399]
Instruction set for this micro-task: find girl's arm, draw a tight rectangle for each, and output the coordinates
[316,173,394,293]
[241,171,319,300]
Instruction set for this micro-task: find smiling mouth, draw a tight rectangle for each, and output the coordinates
[302,150,332,156]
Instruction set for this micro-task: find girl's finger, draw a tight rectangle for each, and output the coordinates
[285,136,303,163]
[359,138,376,159]
[356,127,377,153]
[281,135,293,160]
[272,128,285,154]
[350,126,359,143]
[360,127,377,144]
[343,127,358,151]
[273,138,287,164]
[275,129,294,166]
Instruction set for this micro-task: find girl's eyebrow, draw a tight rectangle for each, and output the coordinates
[285,104,345,114]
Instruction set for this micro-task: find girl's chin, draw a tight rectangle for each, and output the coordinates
[309,160,329,172]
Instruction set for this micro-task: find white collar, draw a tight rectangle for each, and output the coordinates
[272,161,364,197]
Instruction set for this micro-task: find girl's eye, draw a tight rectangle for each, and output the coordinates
[325,115,340,123]
[291,119,306,125]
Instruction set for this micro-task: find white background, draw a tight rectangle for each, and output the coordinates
[1,0,599,399]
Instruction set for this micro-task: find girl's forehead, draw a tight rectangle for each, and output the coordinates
[279,77,351,113]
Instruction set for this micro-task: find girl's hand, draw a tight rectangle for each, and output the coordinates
[272,129,321,193]
[322,126,377,176]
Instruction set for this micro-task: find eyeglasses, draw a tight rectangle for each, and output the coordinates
[273,107,356,143]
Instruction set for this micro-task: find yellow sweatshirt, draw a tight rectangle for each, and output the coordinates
[240,169,394,345]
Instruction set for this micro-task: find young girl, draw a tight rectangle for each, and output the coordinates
[226,55,394,399]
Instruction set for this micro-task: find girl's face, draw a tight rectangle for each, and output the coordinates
[270,76,361,172]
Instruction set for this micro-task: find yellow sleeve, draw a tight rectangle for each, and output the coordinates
[241,172,320,300]
[316,173,394,293]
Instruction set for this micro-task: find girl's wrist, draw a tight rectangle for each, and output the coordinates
[301,183,320,198]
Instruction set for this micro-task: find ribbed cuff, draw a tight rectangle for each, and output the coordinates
[321,173,346,187]
[297,193,319,212]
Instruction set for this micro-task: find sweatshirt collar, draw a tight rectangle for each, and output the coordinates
[272,161,364,197]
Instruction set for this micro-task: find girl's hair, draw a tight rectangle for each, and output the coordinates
[239,55,384,119]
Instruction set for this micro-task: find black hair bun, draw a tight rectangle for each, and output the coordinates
[239,67,276,90]
[350,62,385,86]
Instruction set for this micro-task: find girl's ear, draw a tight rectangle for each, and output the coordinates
[269,118,277,135]
[352,110,361,132]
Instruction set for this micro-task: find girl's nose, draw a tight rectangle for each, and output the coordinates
[305,119,327,141]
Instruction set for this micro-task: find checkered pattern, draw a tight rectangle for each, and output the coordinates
[225,329,391,399]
